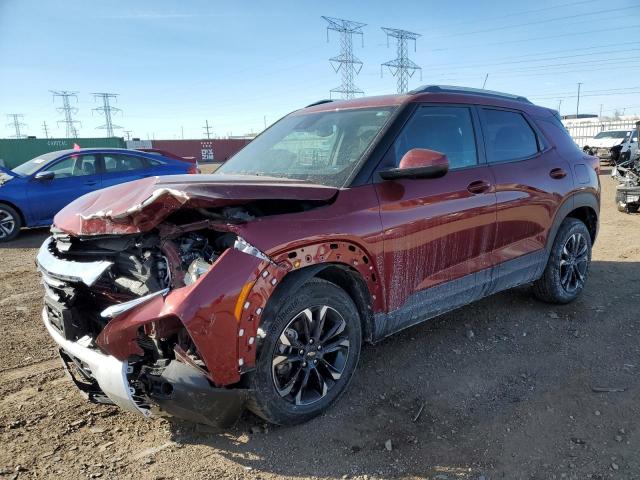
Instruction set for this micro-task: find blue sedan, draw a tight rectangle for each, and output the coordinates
[0,148,198,241]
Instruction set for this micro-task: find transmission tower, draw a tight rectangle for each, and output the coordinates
[322,16,366,99]
[6,114,27,138]
[203,120,213,139]
[381,27,422,94]
[42,121,49,139]
[93,93,122,137]
[51,90,81,138]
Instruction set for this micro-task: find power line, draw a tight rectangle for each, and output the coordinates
[92,92,122,137]
[425,47,640,71]
[381,27,422,94]
[425,6,631,40]
[434,23,640,50]
[425,0,601,30]
[322,16,366,99]
[6,114,27,139]
[51,90,80,138]
[203,119,213,139]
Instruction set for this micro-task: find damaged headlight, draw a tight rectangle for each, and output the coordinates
[184,258,211,286]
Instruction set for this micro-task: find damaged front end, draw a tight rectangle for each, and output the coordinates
[38,221,262,426]
[37,176,336,426]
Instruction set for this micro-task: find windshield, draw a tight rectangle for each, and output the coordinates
[11,151,62,176]
[594,131,629,139]
[216,106,396,187]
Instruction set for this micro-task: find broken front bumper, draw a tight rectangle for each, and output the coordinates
[43,307,248,427]
[42,307,150,416]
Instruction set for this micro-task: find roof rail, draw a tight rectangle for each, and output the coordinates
[305,99,334,108]
[409,85,531,104]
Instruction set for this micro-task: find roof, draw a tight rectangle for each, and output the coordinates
[302,85,540,114]
[40,147,163,157]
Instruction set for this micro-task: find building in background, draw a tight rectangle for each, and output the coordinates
[132,139,252,164]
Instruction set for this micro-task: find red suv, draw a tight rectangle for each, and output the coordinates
[37,86,600,426]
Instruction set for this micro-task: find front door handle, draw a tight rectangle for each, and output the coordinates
[467,180,491,194]
[549,168,567,179]
[84,180,98,186]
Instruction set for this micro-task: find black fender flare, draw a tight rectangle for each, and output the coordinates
[545,191,599,254]
[257,263,374,351]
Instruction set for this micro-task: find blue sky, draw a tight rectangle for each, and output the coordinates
[1,0,639,139]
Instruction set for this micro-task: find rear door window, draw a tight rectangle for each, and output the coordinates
[103,154,148,173]
[481,109,539,162]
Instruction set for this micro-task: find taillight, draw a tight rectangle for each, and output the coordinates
[187,165,200,174]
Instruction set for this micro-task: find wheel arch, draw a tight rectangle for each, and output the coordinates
[546,192,599,252]
[0,199,26,226]
[237,239,383,372]
[257,263,375,347]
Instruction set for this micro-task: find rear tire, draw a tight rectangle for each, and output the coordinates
[533,218,592,304]
[247,278,362,425]
[0,204,21,242]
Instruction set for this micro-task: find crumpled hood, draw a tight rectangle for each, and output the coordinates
[590,137,623,148]
[54,174,339,236]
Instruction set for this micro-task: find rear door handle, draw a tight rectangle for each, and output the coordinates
[467,180,491,194]
[84,180,98,186]
[549,168,567,179]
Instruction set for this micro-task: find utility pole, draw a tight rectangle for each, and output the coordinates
[92,93,122,137]
[482,74,489,89]
[322,16,366,99]
[599,104,603,119]
[558,99,562,115]
[263,116,267,130]
[51,90,81,138]
[124,130,132,141]
[181,126,184,140]
[203,120,212,139]
[42,121,49,139]
[576,82,583,118]
[6,114,27,138]
[381,27,422,94]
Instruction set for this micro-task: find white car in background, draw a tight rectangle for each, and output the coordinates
[584,129,637,163]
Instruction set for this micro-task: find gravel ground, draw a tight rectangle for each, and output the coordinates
[1,172,639,480]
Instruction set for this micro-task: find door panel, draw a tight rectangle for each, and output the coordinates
[376,168,496,311]
[27,154,102,224]
[480,108,574,264]
[375,105,497,314]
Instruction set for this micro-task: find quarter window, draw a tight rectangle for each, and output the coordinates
[481,109,539,162]
[390,106,478,169]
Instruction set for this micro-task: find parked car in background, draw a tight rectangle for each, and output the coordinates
[0,148,198,241]
[583,129,637,164]
[37,86,599,427]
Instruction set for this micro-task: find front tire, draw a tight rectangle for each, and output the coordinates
[247,278,362,425]
[0,204,21,242]
[533,218,592,304]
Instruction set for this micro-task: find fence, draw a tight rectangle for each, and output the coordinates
[563,120,638,148]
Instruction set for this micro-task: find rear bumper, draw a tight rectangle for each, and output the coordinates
[42,307,150,416]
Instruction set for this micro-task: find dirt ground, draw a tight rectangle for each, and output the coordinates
[1,171,639,480]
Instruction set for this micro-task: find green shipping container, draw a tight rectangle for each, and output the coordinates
[0,137,126,169]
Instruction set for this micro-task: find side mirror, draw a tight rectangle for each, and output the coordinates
[34,171,55,181]
[379,148,449,180]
